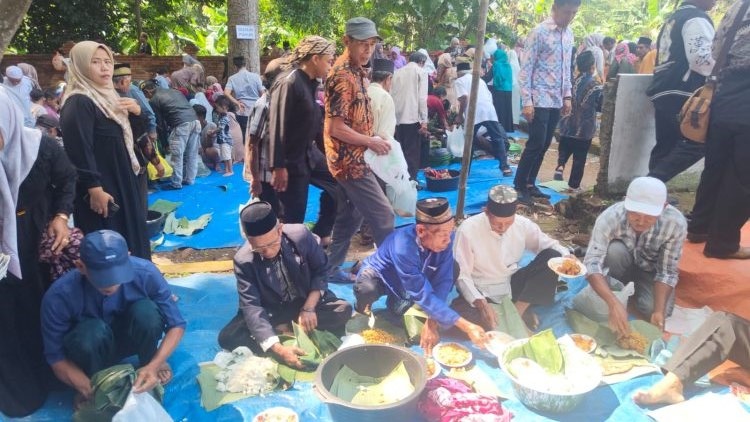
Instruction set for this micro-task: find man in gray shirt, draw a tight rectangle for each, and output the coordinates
[141,81,201,190]
[225,56,265,142]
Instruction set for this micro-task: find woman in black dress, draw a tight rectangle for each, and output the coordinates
[0,87,77,416]
[60,41,150,259]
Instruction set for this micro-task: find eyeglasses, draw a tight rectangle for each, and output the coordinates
[248,226,282,252]
[249,238,281,253]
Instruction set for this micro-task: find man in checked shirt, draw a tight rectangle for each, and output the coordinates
[582,177,687,337]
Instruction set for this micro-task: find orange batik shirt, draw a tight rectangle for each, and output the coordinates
[324,51,374,180]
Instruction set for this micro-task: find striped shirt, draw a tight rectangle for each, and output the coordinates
[520,18,574,108]
[584,203,687,287]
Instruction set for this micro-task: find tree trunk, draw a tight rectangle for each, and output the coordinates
[227,0,260,73]
[0,0,32,62]
[595,80,618,197]
[134,0,143,40]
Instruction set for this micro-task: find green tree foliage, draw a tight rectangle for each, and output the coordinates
[12,0,126,53]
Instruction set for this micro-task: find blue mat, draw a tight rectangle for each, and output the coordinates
[14,266,733,422]
[149,159,565,252]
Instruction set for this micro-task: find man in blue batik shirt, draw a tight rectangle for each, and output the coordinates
[354,197,488,353]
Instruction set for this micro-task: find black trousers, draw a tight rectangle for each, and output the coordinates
[689,121,750,256]
[649,106,680,172]
[514,107,561,190]
[557,136,592,189]
[649,139,705,183]
[278,167,340,239]
[451,248,561,329]
[492,89,513,134]
[665,311,750,384]
[217,294,352,354]
[474,120,509,168]
[236,115,249,145]
[396,122,423,181]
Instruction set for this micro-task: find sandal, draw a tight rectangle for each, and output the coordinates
[553,166,564,181]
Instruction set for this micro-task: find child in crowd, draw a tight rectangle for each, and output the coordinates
[193,104,220,170]
[205,75,224,105]
[29,88,48,120]
[213,96,235,176]
[42,88,61,119]
[554,51,602,193]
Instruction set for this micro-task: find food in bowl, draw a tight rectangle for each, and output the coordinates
[425,358,440,379]
[433,342,472,367]
[557,259,581,276]
[499,331,602,413]
[253,407,298,422]
[616,331,649,355]
[570,334,596,353]
[361,328,398,344]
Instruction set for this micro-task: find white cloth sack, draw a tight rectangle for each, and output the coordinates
[112,390,172,422]
[572,280,634,323]
[446,126,465,158]
[364,141,416,217]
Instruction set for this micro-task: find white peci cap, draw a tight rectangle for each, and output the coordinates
[623,176,667,217]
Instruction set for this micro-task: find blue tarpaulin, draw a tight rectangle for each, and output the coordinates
[148,159,567,252]
[13,269,733,422]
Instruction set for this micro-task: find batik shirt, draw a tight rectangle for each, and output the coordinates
[584,203,687,287]
[520,18,574,109]
[324,51,374,180]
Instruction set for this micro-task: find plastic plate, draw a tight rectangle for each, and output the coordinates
[547,257,587,278]
[433,342,473,368]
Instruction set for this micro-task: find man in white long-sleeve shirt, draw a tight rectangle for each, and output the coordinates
[452,185,571,332]
[646,0,716,183]
[391,52,429,180]
[368,58,397,141]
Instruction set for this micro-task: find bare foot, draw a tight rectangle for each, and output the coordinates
[223,171,234,177]
[633,372,685,405]
[157,362,173,386]
[522,309,539,333]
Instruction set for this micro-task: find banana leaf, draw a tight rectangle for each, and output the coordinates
[502,329,565,375]
[330,362,414,406]
[275,324,342,385]
[404,305,428,344]
[489,296,528,340]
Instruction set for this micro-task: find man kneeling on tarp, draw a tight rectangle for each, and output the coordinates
[354,197,487,353]
[40,230,185,408]
[219,201,352,368]
[452,185,571,335]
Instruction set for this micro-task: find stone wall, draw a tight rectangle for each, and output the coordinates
[1,54,245,89]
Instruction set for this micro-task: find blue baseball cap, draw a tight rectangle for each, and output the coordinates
[80,230,135,288]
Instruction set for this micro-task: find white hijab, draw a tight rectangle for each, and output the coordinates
[0,86,42,279]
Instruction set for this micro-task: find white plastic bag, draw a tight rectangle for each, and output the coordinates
[446,126,465,158]
[365,141,417,217]
[364,139,410,188]
[386,179,418,217]
[572,279,635,323]
[483,37,498,59]
[112,390,172,422]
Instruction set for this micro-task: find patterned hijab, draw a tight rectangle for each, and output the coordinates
[615,42,637,65]
[62,41,140,175]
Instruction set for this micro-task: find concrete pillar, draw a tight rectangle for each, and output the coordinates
[606,74,656,194]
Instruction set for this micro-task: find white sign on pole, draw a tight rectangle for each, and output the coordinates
[236,25,256,40]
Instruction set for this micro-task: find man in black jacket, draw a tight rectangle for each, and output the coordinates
[646,0,716,182]
[218,202,352,368]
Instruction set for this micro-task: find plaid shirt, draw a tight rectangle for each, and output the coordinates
[584,202,687,287]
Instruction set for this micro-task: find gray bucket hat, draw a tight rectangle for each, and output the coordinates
[345,17,381,41]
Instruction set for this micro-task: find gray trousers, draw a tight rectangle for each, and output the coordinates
[665,311,750,385]
[604,240,675,317]
[168,120,201,188]
[326,172,394,271]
